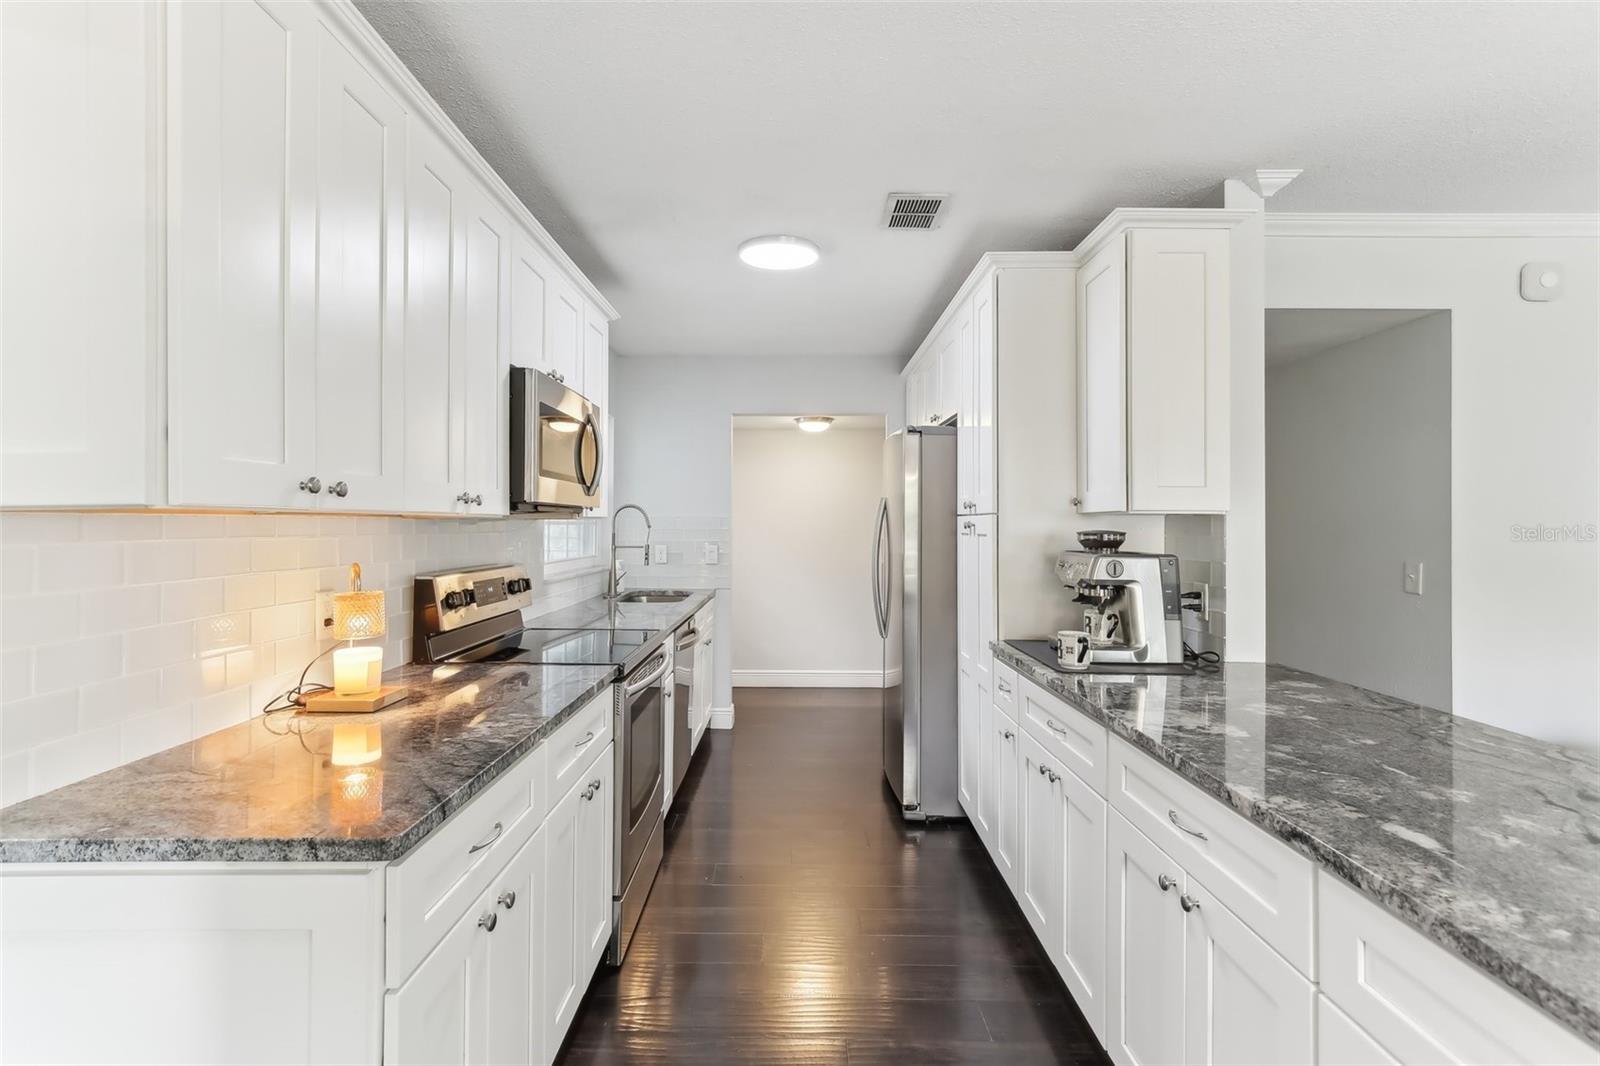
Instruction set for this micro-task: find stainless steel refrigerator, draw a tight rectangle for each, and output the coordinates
[871,426,960,820]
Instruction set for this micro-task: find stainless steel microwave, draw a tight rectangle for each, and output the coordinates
[509,367,603,513]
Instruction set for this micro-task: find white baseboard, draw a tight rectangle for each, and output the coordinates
[710,705,735,729]
[732,669,883,689]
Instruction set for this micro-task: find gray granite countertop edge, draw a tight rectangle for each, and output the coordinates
[0,672,616,866]
[990,640,1599,1046]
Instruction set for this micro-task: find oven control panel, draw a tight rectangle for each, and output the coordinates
[416,565,534,635]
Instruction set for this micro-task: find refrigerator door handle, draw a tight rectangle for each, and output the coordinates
[871,497,889,638]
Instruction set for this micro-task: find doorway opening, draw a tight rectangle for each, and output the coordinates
[1265,309,1452,710]
[730,414,887,690]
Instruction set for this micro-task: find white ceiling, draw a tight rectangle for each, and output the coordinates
[356,1,1599,363]
[1265,309,1443,366]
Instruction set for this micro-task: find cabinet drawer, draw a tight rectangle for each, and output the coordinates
[545,686,614,818]
[386,742,546,989]
[1018,676,1106,795]
[993,661,1018,719]
[1318,871,1597,1066]
[1107,736,1314,974]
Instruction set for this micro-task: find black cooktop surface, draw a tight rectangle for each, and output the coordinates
[446,627,658,669]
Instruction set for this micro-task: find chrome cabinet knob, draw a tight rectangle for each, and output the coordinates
[1158,874,1177,892]
[498,890,516,910]
[457,492,473,504]
[472,494,483,506]
[1045,769,1060,783]
[1180,893,1201,913]
[330,481,349,498]
[1002,729,1014,740]
[478,911,498,932]
[299,477,322,494]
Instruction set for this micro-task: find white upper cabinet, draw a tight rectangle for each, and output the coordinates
[509,228,553,375]
[1,0,161,507]
[167,0,320,510]
[1077,225,1232,514]
[966,276,997,515]
[460,186,511,516]
[312,26,408,512]
[1075,236,1130,514]
[545,274,584,389]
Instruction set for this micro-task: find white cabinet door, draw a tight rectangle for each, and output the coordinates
[461,184,511,516]
[313,26,407,512]
[1056,763,1109,1043]
[1075,234,1128,514]
[957,664,981,826]
[509,228,552,374]
[541,778,583,1060]
[1,0,160,506]
[956,518,977,674]
[1127,228,1230,513]
[545,274,583,389]
[975,672,997,851]
[385,880,493,1065]
[1316,995,1398,1066]
[575,750,614,968]
[944,309,969,426]
[1016,731,1062,947]
[403,123,469,514]
[904,363,926,429]
[168,0,319,510]
[993,708,1021,892]
[973,513,995,689]
[487,828,543,1066]
[971,278,997,515]
[1182,871,1313,1066]
[1106,809,1186,1066]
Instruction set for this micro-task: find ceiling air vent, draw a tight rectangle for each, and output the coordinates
[882,193,947,230]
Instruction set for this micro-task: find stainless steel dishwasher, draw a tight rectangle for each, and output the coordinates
[670,621,699,800]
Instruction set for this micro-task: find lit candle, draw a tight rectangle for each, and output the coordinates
[332,645,384,696]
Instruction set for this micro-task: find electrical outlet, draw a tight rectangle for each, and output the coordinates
[652,544,668,564]
[314,591,337,635]
[1403,561,1425,596]
[703,542,719,565]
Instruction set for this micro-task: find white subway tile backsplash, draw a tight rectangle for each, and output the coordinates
[0,511,601,803]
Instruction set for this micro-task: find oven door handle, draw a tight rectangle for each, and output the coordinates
[674,628,699,651]
[624,652,670,695]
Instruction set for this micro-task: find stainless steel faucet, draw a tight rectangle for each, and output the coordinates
[607,504,653,599]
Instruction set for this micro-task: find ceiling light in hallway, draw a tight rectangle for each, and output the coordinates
[738,235,819,270]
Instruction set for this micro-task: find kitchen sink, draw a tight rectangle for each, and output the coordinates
[616,591,692,604]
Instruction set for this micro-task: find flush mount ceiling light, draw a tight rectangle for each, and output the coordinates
[738,235,819,271]
[794,416,834,433]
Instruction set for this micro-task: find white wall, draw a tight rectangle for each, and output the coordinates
[612,355,904,717]
[1267,225,1599,747]
[1266,312,1452,710]
[0,512,606,804]
[730,425,885,686]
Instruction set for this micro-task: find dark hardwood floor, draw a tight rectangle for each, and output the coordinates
[557,688,1109,1065]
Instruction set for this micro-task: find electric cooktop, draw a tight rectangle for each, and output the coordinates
[443,626,659,671]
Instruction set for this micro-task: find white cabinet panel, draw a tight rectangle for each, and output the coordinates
[974,513,995,688]
[385,876,492,1066]
[1106,808,1185,1066]
[1127,228,1230,512]
[971,278,997,515]
[510,229,552,374]
[168,0,319,509]
[1017,730,1062,947]
[993,707,1021,892]
[313,25,407,511]
[576,750,614,968]
[1,0,160,506]
[1056,761,1109,1043]
[462,186,511,515]
[1317,994,1398,1066]
[541,775,583,1059]
[1182,871,1313,1066]
[403,123,469,514]
[1075,235,1128,514]
[958,663,981,826]
[545,274,583,388]
[486,826,542,1066]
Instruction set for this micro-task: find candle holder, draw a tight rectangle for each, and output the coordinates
[301,563,410,714]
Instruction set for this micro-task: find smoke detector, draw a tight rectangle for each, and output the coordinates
[882,193,948,230]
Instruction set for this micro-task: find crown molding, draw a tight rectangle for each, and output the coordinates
[1072,207,1256,263]
[320,0,620,321]
[1265,213,1600,239]
[902,251,1077,371]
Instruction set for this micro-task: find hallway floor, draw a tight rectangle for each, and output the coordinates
[558,688,1108,1064]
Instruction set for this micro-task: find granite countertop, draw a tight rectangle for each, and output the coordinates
[992,640,1600,1045]
[0,590,713,866]
[525,589,713,634]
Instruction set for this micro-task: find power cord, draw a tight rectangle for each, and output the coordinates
[261,643,341,717]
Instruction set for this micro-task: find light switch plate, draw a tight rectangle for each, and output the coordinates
[703,542,719,565]
[1403,561,1424,596]
[652,544,668,564]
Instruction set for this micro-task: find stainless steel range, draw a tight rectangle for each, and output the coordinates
[413,564,667,965]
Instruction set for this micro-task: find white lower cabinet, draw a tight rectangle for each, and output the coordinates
[1107,806,1187,1066]
[543,752,614,1062]
[992,707,1021,891]
[1317,995,1399,1066]
[385,826,543,1066]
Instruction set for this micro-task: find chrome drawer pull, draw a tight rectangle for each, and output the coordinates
[574,730,596,748]
[1158,873,1177,892]
[1180,893,1201,913]
[1045,719,1070,736]
[1168,809,1209,841]
[997,681,1011,694]
[467,821,504,854]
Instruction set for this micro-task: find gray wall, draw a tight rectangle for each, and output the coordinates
[1266,312,1451,710]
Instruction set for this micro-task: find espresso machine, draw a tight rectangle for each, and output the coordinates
[1054,530,1184,665]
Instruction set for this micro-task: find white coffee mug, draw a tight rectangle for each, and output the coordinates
[1054,629,1093,671]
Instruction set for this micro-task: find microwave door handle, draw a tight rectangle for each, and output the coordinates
[579,411,602,496]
